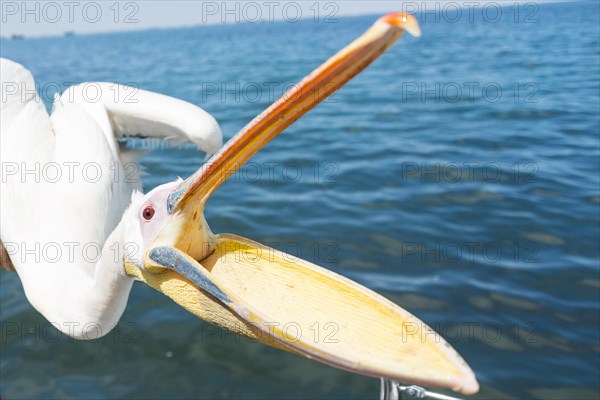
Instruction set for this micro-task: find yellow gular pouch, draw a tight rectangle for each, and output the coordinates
[125,233,478,395]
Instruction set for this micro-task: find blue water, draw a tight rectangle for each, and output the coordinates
[1,2,599,399]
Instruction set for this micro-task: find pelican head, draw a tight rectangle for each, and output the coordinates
[118,13,478,396]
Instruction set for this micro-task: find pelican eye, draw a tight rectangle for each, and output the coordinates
[142,205,155,221]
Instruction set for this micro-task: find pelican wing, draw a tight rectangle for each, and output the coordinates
[0,58,54,164]
[57,83,223,156]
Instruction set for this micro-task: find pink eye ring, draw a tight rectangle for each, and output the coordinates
[142,205,155,221]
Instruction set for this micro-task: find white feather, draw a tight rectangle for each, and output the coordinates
[0,58,223,338]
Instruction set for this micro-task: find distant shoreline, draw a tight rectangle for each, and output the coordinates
[0,0,581,40]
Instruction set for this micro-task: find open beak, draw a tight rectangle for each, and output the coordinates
[124,13,479,396]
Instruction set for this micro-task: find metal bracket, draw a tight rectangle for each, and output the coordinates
[381,380,464,400]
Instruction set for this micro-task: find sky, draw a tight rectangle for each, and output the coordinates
[1,0,569,37]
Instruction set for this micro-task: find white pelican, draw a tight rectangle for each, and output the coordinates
[0,13,479,396]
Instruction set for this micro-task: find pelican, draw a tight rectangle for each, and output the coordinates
[1,13,479,396]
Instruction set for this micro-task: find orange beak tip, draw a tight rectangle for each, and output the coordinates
[378,12,422,38]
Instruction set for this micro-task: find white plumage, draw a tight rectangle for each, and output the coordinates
[0,58,222,338]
